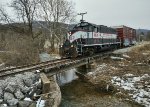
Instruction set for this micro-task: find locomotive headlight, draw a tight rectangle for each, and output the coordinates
[69,32,72,35]
[71,45,74,47]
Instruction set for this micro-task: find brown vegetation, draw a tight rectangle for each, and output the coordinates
[128,42,150,63]
[0,30,45,66]
[0,0,76,66]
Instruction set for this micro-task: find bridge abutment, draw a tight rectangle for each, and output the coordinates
[85,62,97,69]
[76,61,97,75]
[40,73,51,94]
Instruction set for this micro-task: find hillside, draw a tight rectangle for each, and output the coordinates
[136,29,150,36]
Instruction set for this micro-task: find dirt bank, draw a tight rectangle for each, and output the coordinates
[60,79,141,107]
[86,42,150,107]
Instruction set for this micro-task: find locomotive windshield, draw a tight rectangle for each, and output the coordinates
[73,22,89,31]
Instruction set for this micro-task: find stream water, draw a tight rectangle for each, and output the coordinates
[56,68,78,86]
[57,69,141,107]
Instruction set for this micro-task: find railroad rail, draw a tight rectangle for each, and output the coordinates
[0,59,70,77]
[0,51,112,78]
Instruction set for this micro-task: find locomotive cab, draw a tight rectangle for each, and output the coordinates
[59,38,78,58]
[59,22,91,58]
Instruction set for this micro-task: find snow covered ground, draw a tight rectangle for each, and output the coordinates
[112,74,150,107]
[113,47,133,54]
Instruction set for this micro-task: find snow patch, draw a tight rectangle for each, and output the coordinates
[112,74,150,107]
[122,54,130,58]
[110,56,124,60]
[24,97,32,101]
[36,97,45,107]
[2,104,7,107]
[87,63,108,76]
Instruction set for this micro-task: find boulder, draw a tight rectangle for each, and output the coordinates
[29,102,36,107]
[14,74,25,87]
[20,86,30,94]
[18,101,32,107]
[35,89,42,95]
[28,87,38,98]
[5,82,17,93]
[7,99,18,106]
[0,88,3,99]
[0,99,3,104]
[4,92,14,101]
[0,104,7,107]
[24,72,38,83]
[0,63,5,70]
[23,78,34,87]
[4,92,18,106]
[14,89,24,100]
[15,74,25,80]
[34,73,41,82]
[4,76,25,93]
[0,80,7,90]
[34,81,42,89]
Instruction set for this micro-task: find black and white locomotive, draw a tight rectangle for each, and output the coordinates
[59,13,121,58]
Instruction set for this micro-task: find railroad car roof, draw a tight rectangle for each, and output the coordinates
[111,25,135,30]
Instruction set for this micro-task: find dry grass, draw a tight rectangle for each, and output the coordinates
[128,42,150,64]
[0,31,43,66]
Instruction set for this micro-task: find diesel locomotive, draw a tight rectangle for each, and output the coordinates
[59,23,121,58]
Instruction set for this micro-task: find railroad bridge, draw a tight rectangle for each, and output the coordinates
[0,51,114,97]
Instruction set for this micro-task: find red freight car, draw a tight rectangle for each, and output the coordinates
[112,25,136,47]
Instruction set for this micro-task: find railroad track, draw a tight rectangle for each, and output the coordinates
[0,51,114,78]
[0,58,70,77]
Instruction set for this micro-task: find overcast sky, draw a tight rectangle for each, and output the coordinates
[0,0,150,29]
[73,0,150,29]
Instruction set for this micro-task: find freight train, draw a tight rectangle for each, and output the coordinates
[112,25,136,47]
[59,14,136,58]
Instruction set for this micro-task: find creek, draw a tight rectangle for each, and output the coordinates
[56,69,141,107]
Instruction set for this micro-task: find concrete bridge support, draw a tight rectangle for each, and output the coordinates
[76,61,97,75]
[39,73,61,107]
[40,73,51,94]
[85,62,97,69]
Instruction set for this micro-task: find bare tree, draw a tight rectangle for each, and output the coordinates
[0,6,11,23]
[0,0,76,51]
[38,0,76,51]
[11,0,40,39]
[0,5,26,34]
